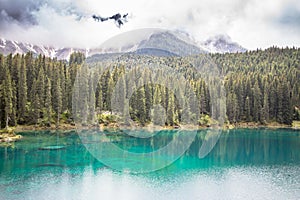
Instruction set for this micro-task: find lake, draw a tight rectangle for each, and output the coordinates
[0,128,299,200]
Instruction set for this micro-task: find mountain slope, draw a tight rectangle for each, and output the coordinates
[137,31,206,56]
[0,38,89,60]
[0,31,246,60]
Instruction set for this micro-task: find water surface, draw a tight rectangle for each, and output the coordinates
[0,129,299,200]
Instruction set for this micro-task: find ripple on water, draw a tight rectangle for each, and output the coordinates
[1,165,299,200]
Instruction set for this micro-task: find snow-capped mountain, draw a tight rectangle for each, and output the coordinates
[96,29,206,56]
[137,31,206,56]
[0,38,56,57]
[0,38,89,60]
[201,34,247,53]
[0,31,246,60]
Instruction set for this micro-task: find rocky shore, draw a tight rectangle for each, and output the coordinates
[0,128,23,143]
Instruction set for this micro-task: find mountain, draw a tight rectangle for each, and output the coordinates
[95,29,206,56]
[0,31,246,60]
[0,38,89,60]
[0,38,55,57]
[201,34,247,53]
[136,31,206,56]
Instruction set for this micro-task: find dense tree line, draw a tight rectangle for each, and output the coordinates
[0,52,81,128]
[213,47,300,124]
[0,47,299,129]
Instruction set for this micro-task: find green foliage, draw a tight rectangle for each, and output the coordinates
[98,113,119,125]
[198,114,211,126]
[0,47,299,128]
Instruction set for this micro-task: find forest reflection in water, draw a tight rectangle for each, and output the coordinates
[0,128,299,200]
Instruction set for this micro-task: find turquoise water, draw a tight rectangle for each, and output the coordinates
[0,129,299,200]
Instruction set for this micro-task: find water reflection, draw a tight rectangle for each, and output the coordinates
[0,129,300,174]
[0,129,300,200]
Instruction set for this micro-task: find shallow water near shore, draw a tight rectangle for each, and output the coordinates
[0,128,299,200]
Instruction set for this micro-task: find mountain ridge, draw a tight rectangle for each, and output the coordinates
[0,31,246,60]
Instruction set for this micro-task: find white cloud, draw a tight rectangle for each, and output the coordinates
[0,0,299,49]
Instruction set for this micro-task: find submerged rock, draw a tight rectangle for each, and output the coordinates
[38,145,66,150]
[36,163,66,168]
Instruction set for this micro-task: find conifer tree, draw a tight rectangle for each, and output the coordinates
[282,79,292,125]
[227,92,238,123]
[152,85,165,125]
[135,82,147,125]
[262,84,270,123]
[53,69,62,127]
[3,66,13,128]
[36,67,45,116]
[96,81,103,113]
[30,79,40,124]
[167,92,177,125]
[18,57,27,123]
[245,96,251,122]
[11,80,17,126]
[253,81,262,122]
[88,75,96,123]
[44,77,52,126]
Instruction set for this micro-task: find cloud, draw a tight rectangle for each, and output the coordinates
[0,0,299,49]
[277,5,300,27]
[0,0,42,26]
[227,0,300,49]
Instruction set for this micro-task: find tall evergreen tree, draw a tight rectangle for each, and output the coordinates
[36,67,45,116]
[53,69,62,127]
[30,79,40,124]
[88,75,96,124]
[245,96,251,122]
[152,85,165,125]
[18,57,27,123]
[3,66,13,128]
[253,81,262,122]
[167,92,177,125]
[282,79,292,125]
[11,80,17,126]
[44,77,52,126]
[134,82,147,125]
[262,83,270,123]
[227,92,238,123]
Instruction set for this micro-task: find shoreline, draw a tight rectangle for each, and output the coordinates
[14,124,77,133]
[233,122,294,129]
[1,121,298,143]
[12,121,299,133]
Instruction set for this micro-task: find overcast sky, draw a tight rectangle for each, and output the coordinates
[0,0,299,49]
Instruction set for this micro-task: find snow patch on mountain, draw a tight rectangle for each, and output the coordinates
[99,28,162,54]
[0,31,247,60]
[201,34,247,53]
